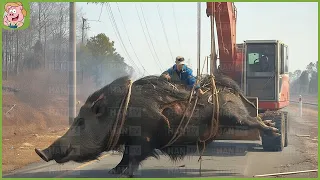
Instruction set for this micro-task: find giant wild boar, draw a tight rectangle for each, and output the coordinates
[35,73,280,177]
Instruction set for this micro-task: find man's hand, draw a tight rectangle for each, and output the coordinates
[196,88,204,96]
[163,74,171,81]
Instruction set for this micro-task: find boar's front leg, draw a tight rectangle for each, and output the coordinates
[109,137,155,177]
[219,99,280,136]
[108,147,130,175]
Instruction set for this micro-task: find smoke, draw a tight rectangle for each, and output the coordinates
[290,70,318,95]
[76,48,138,98]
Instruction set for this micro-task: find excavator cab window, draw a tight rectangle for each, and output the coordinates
[246,43,276,73]
[245,43,277,101]
[280,44,289,74]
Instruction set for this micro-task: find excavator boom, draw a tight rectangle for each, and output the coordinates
[206,2,289,110]
[206,2,243,85]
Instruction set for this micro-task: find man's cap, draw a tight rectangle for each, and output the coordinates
[175,56,185,65]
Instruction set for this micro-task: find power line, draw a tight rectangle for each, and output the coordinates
[98,4,103,21]
[115,2,150,75]
[157,4,174,61]
[105,3,143,76]
[139,4,163,71]
[135,4,163,72]
[172,3,182,52]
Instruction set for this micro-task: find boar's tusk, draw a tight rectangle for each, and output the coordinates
[35,148,50,162]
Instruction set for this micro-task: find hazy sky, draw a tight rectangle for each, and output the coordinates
[78,2,318,77]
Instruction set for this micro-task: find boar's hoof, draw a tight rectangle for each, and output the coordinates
[109,167,126,174]
[118,174,133,178]
[271,127,279,133]
[263,120,273,124]
[269,122,276,127]
[263,120,276,127]
[121,166,137,178]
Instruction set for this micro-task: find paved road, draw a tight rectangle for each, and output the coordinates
[3,103,318,178]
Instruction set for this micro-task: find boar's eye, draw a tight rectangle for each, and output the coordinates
[93,105,100,114]
[77,118,85,128]
[90,94,106,117]
[91,100,104,117]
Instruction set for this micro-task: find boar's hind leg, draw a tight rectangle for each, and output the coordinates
[221,101,279,136]
[244,116,280,136]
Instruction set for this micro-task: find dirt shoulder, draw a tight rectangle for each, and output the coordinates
[2,70,95,174]
[286,103,318,169]
[2,127,68,173]
[290,94,318,104]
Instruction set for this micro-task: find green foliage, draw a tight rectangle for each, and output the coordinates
[77,33,132,87]
[86,33,116,58]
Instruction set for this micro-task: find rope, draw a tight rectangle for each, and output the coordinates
[106,80,133,151]
[197,74,220,176]
[200,75,220,142]
[160,85,199,149]
[159,73,220,176]
[160,73,203,149]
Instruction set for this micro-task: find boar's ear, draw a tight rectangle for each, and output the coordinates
[90,93,106,117]
[18,5,23,10]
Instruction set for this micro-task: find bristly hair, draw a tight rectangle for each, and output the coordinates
[200,73,243,94]
[85,75,131,104]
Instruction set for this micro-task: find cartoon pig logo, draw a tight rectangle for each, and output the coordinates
[3,2,27,29]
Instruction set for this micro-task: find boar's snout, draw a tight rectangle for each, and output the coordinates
[35,148,52,162]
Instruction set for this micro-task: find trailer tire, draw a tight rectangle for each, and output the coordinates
[261,112,285,151]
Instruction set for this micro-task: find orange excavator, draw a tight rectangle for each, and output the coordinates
[206,2,289,151]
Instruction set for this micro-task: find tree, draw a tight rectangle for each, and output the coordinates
[23,40,44,69]
[289,72,293,80]
[309,71,318,94]
[299,70,310,94]
[2,2,85,76]
[86,33,116,58]
[77,33,132,87]
[306,62,315,73]
[292,70,302,80]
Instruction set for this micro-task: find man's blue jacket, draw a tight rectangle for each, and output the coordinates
[161,64,200,90]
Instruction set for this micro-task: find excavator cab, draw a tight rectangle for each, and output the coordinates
[243,40,289,111]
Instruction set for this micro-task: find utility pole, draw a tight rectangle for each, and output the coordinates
[81,17,87,44]
[206,56,209,74]
[197,2,201,78]
[38,3,41,40]
[210,4,217,75]
[69,2,77,125]
[5,31,8,80]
